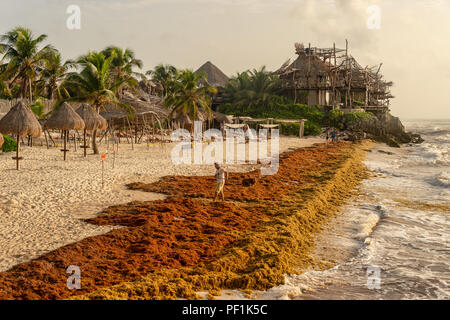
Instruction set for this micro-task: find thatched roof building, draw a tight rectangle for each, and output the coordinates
[195,61,229,88]
[276,42,393,110]
[0,101,42,137]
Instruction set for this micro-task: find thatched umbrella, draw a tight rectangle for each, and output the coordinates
[45,102,85,160]
[98,116,108,130]
[213,111,233,124]
[76,104,107,157]
[0,101,42,169]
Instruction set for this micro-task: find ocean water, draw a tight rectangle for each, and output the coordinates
[254,119,450,300]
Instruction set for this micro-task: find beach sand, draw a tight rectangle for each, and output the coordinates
[0,136,322,272]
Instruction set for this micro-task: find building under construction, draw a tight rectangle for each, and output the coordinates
[275,41,393,113]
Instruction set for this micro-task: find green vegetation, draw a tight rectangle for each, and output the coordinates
[1,135,17,152]
[218,68,325,136]
[352,99,366,107]
[30,98,45,118]
[329,109,373,129]
[145,64,178,98]
[220,99,324,122]
[344,111,372,124]
[0,27,56,101]
[222,66,282,113]
[279,122,322,137]
[163,70,217,124]
[35,52,73,100]
[102,46,144,97]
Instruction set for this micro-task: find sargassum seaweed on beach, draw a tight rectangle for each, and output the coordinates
[0,141,372,300]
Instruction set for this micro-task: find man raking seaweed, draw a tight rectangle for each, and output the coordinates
[214,162,228,202]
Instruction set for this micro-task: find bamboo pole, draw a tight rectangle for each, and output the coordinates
[16,133,20,170]
[44,130,49,149]
[83,129,87,157]
[63,130,67,161]
[333,42,337,107]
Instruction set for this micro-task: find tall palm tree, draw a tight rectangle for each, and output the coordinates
[36,52,74,100]
[146,64,178,98]
[164,70,217,128]
[0,27,55,101]
[62,51,131,154]
[102,46,143,97]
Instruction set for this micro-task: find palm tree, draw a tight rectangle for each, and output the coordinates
[146,64,178,98]
[62,51,131,154]
[36,52,74,100]
[102,46,143,97]
[223,66,281,113]
[164,70,217,129]
[30,98,45,118]
[0,27,55,102]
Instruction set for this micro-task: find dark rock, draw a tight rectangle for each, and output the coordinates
[345,112,423,146]
[242,178,256,187]
[385,135,401,148]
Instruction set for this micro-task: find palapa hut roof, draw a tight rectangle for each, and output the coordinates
[279,51,331,77]
[76,104,107,131]
[98,116,108,130]
[0,101,42,137]
[195,61,230,88]
[213,111,233,123]
[45,102,85,130]
[100,96,169,122]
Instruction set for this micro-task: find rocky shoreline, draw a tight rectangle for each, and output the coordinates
[338,112,424,147]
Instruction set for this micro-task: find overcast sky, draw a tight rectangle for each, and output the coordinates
[1,0,449,119]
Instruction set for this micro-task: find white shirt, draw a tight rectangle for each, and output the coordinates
[215,168,226,183]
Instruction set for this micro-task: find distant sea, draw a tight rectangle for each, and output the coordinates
[258,119,450,300]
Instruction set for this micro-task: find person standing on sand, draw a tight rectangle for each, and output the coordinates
[214,162,228,202]
[331,128,337,142]
[243,124,250,144]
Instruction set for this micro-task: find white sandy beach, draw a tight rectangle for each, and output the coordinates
[0,136,323,272]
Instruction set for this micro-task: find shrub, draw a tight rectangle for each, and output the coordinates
[328,110,373,129]
[352,99,366,107]
[279,123,299,136]
[217,100,325,136]
[278,121,321,137]
[31,99,45,118]
[2,135,17,152]
[304,121,322,136]
[329,109,344,127]
[343,112,372,125]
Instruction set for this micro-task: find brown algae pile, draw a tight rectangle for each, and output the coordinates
[75,141,372,300]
